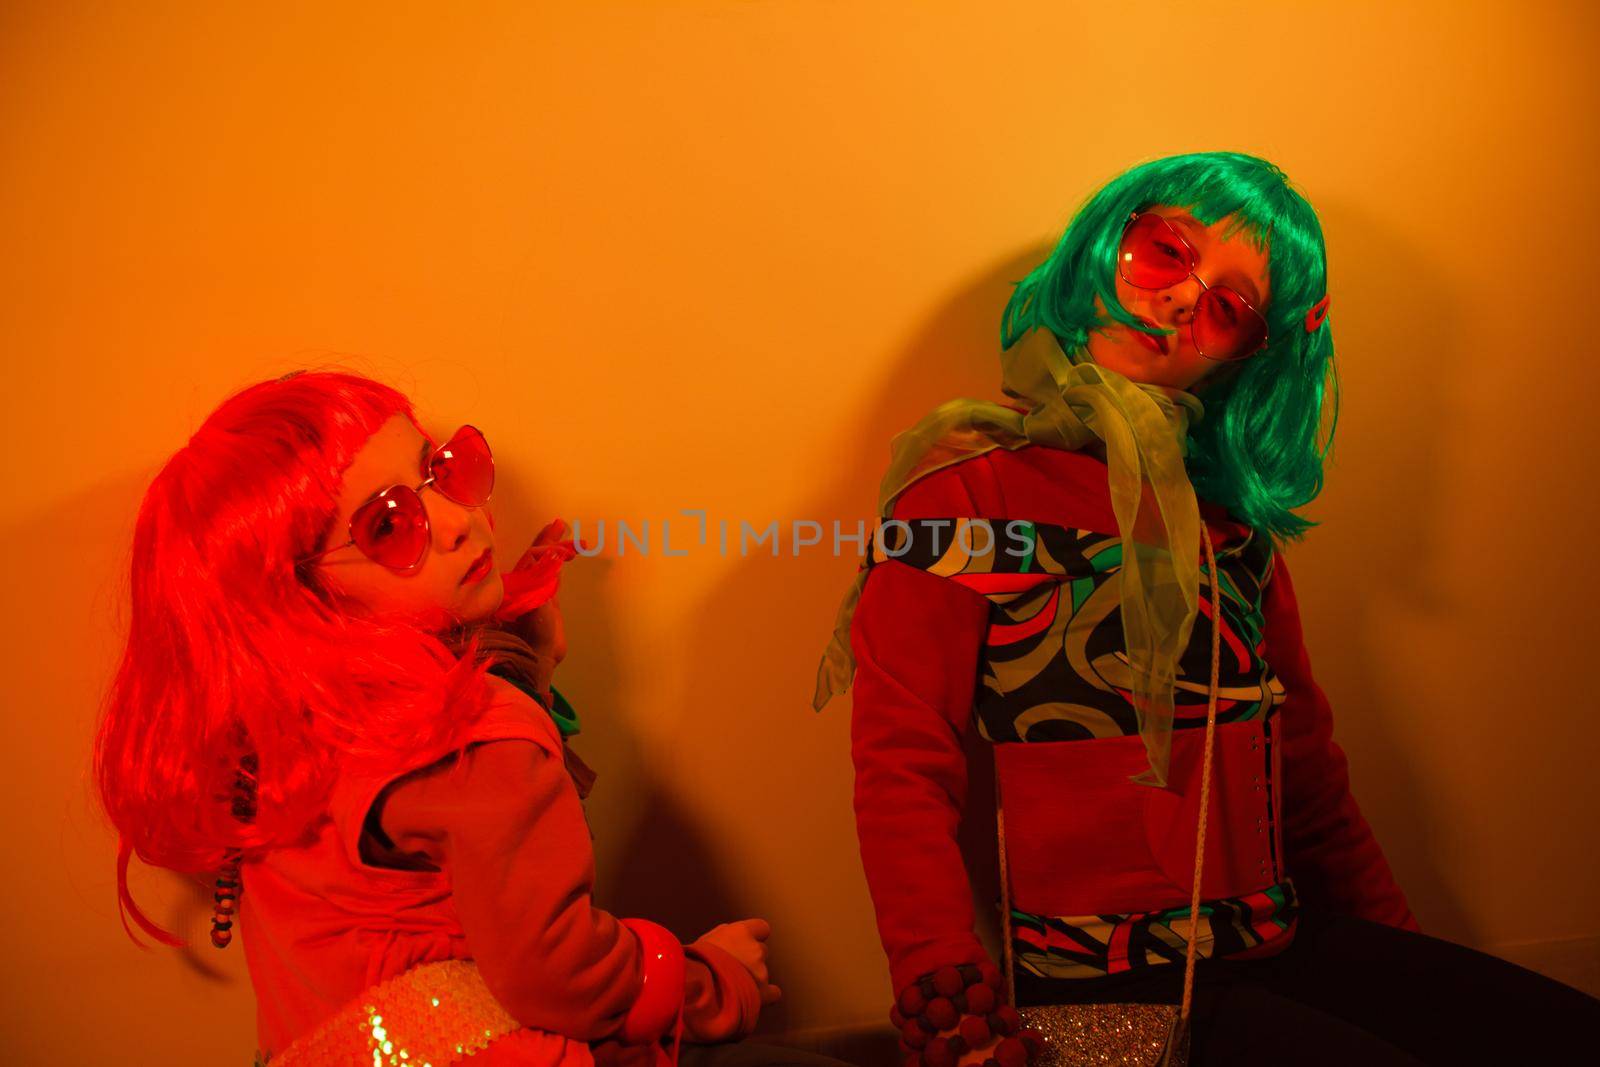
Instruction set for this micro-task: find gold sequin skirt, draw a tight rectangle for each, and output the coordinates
[268,959,522,1066]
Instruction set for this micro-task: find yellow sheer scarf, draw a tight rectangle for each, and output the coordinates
[813,330,1205,787]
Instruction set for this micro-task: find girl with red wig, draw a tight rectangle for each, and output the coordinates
[96,370,825,1067]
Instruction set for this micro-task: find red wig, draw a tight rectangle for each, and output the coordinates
[94,371,493,944]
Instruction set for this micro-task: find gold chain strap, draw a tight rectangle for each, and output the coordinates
[1181,523,1222,1020]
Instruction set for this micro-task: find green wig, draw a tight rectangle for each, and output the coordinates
[1000,151,1338,543]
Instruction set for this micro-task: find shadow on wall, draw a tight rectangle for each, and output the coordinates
[1298,195,1468,941]
[493,463,758,1003]
[648,244,1052,1033]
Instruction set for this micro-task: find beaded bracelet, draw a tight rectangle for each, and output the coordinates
[211,753,258,950]
[210,849,242,948]
[889,964,1044,1067]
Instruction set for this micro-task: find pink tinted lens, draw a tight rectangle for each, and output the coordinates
[1118,213,1195,289]
[350,486,430,570]
[430,426,494,506]
[1193,287,1269,360]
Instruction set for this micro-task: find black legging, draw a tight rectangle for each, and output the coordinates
[1016,908,1600,1065]
[680,1043,857,1067]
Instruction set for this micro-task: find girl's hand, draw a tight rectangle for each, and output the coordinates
[694,919,782,1006]
[499,520,576,698]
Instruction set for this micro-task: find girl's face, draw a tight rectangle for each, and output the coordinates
[309,413,504,628]
[1086,204,1272,393]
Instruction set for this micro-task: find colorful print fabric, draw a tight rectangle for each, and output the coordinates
[868,517,1285,743]
[1010,880,1300,980]
[868,517,1297,978]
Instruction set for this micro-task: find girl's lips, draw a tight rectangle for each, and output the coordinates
[1132,319,1169,355]
[461,548,494,585]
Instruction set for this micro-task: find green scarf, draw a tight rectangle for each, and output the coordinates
[813,329,1205,788]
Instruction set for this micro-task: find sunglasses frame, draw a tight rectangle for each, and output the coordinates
[1117,211,1270,362]
[298,424,495,575]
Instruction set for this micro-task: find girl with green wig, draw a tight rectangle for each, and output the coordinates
[818,151,1599,1065]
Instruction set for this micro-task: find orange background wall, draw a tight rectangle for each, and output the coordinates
[3,2,1596,1061]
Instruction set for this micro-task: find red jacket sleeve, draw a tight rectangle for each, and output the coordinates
[376,738,760,1042]
[1264,553,1420,932]
[849,467,996,995]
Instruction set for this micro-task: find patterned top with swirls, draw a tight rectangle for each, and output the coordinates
[869,516,1297,980]
[869,517,1285,745]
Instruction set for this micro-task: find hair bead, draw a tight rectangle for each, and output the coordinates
[210,849,242,949]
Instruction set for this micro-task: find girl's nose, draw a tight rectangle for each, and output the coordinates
[429,495,475,551]
[1161,277,1204,323]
